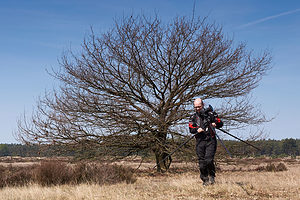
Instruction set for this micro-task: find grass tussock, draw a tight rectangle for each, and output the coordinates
[72,162,136,185]
[0,160,136,188]
[255,162,288,172]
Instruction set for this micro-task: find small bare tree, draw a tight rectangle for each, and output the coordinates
[16,15,271,172]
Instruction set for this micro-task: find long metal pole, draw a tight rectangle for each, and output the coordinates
[217,128,261,151]
[215,133,232,158]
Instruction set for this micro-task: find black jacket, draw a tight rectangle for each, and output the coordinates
[189,112,223,140]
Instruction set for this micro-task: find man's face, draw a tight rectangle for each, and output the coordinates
[194,101,203,113]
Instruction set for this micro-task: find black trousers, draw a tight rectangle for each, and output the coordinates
[196,137,217,181]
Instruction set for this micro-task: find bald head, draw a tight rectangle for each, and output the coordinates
[194,98,203,113]
[194,98,203,106]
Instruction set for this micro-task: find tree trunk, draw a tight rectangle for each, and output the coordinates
[154,146,172,172]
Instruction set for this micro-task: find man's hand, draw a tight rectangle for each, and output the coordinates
[197,128,204,133]
[211,123,216,127]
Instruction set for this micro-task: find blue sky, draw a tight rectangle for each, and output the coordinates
[0,0,299,143]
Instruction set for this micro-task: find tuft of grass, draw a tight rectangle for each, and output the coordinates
[276,162,288,171]
[72,162,136,185]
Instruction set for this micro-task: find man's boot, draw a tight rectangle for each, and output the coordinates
[209,176,215,185]
[202,176,209,186]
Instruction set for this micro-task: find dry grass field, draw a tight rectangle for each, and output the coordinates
[0,157,299,200]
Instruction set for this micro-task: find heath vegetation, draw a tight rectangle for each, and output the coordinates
[0,156,299,199]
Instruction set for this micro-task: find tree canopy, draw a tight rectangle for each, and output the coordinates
[16,15,272,171]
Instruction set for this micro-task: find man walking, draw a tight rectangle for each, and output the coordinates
[189,98,223,186]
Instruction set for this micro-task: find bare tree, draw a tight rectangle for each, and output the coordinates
[16,15,271,172]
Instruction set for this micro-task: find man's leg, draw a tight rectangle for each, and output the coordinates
[205,139,217,184]
[196,140,209,184]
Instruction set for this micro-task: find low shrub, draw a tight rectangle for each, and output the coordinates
[73,162,136,185]
[275,162,288,171]
[34,160,73,186]
[255,162,288,172]
[0,160,136,187]
[0,164,36,187]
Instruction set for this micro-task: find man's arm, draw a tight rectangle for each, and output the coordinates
[189,115,204,134]
[212,116,223,128]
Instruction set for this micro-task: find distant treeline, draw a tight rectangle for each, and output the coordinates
[0,138,299,158]
[0,143,74,157]
[218,138,300,158]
